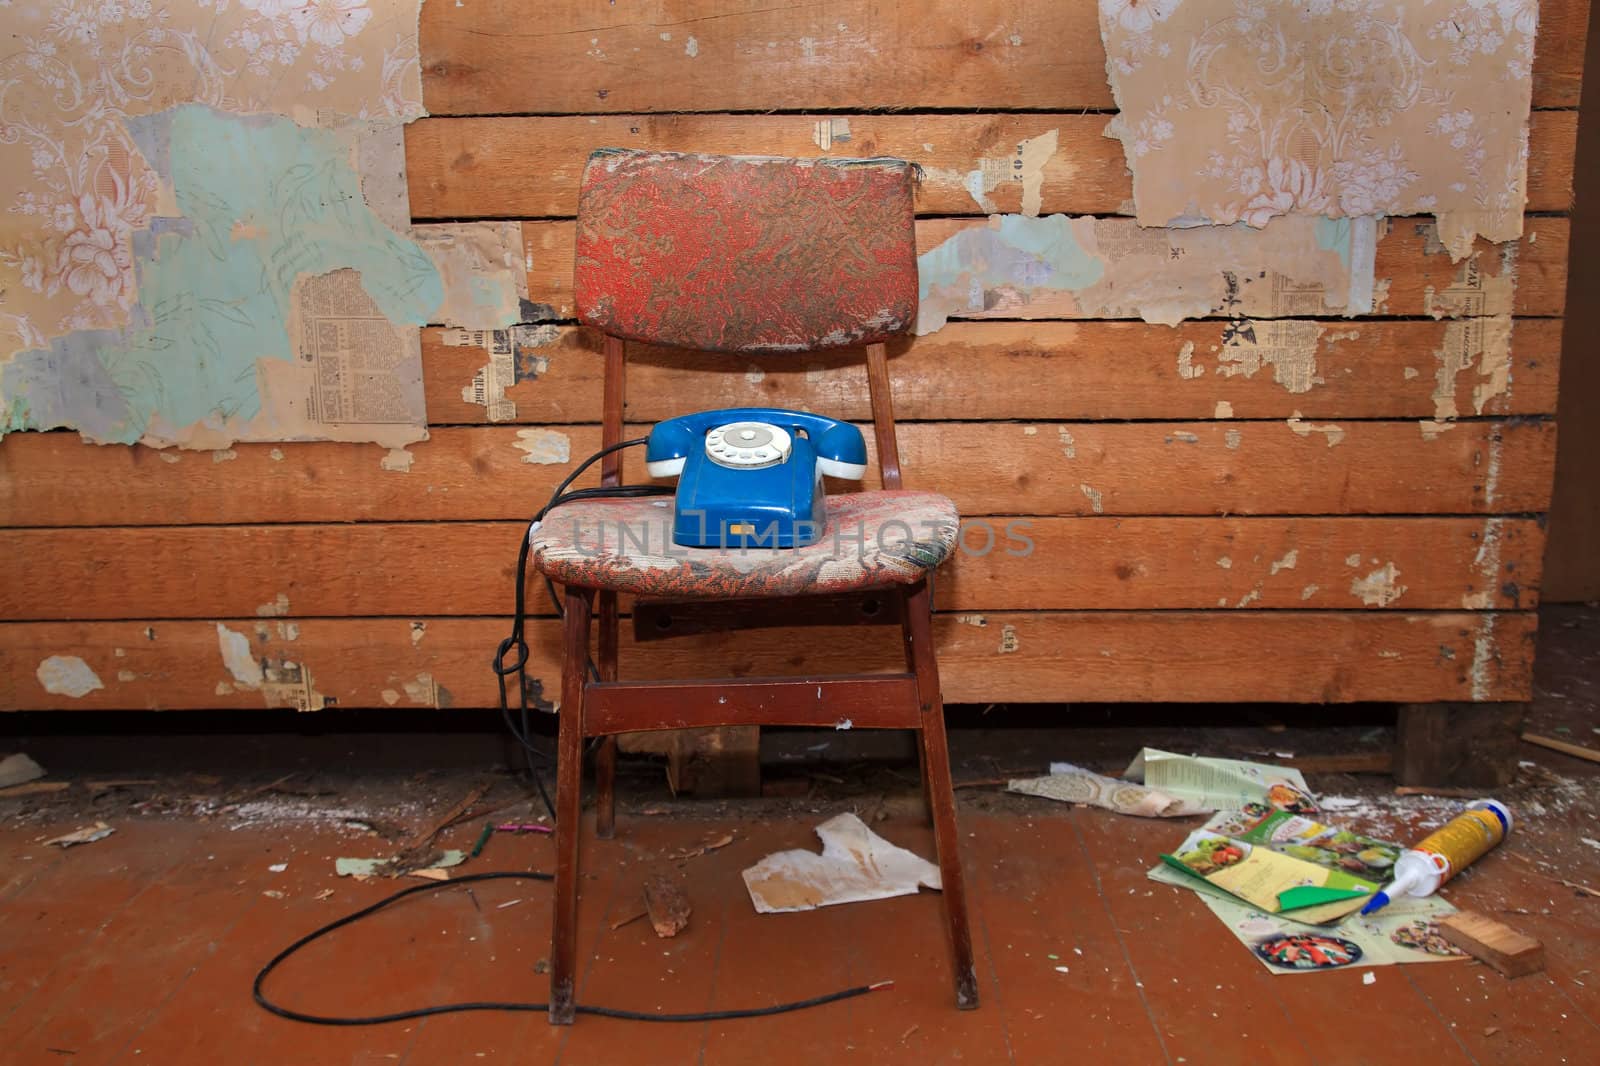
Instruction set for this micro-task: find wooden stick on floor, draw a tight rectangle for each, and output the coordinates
[1521,732,1600,764]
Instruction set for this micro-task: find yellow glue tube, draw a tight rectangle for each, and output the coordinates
[1360,799,1511,914]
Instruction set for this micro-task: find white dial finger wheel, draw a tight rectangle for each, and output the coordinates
[706,421,791,469]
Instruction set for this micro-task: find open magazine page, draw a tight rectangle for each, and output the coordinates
[1161,828,1377,924]
[1149,863,1466,974]
[1208,807,1404,885]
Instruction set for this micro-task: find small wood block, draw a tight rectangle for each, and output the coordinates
[1438,910,1545,978]
[643,874,691,938]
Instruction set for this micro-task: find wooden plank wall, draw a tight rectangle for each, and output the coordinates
[0,1,1584,713]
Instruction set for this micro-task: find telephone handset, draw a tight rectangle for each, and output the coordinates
[645,408,867,548]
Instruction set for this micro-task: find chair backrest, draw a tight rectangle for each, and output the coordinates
[573,149,919,353]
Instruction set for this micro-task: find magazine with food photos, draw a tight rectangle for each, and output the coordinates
[1158,808,1406,925]
[1149,860,1468,974]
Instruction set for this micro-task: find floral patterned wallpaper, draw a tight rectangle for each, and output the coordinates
[0,0,423,361]
[1098,0,1538,260]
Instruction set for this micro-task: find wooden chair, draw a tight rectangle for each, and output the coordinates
[529,148,977,1023]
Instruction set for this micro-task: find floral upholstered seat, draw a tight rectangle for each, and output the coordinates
[531,491,958,599]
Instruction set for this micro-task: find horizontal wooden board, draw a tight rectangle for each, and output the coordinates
[419,0,1587,114]
[405,111,1577,220]
[0,420,1555,527]
[417,319,1563,426]
[0,517,1541,622]
[0,610,1537,711]
[521,217,1571,321]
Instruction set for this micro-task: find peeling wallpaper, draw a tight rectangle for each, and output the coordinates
[0,1,1545,452]
[0,1,523,451]
[917,214,1376,331]
[5,106,441,448]
[0,0,424,353]
[1097,0,1537,260]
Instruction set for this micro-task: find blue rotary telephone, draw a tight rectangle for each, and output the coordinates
[645,408,867,548]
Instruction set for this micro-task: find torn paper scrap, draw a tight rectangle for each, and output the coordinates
[916,214,1376,332]
[1097,0,1535,260]
[960,128,1059,215]
[1008,762,1208,818]
[448,324,559,422]
[741,813,940,913]
[1125,749,1319,815]
[43,822,115,848]
[336,849,466,879]
[414,223,530,331]
[335,857,389,879]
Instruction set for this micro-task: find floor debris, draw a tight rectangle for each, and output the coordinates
[335,849,466,880]
[643,874,692,937]
[671,832,734,862]
[1522,732,1600,765]
[0,780,71,798]
[1503,851,1600,898]
[741,812,940,913]
[42,822,115,847]
[609,908,648,931]
[1008,762,1205,818]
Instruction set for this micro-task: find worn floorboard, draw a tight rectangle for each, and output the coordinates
[0,800,1595,1066]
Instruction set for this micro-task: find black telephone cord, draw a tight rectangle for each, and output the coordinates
[256,438,889,1027]
[492,437,670,814]
[252,872,892,1025]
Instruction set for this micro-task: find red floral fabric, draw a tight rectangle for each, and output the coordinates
[573,150,919,353]
[530,491,957,599]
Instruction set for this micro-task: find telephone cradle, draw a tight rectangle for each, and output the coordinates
[645,407,867,548]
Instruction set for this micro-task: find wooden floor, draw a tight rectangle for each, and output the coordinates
[3,606,1598,1066]
[2,785,1597,1065]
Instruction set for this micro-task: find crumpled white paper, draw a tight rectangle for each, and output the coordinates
[741,812,941,913]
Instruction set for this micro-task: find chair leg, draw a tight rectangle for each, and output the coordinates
[899,592,935,826]
[903,578,979,1010]
[549,586,593,1026]
[595,591,620,839]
